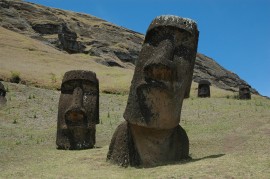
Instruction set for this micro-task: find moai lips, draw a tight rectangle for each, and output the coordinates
[56,70,99,150]
[0,82,7,107]
[107,15,199,167]
[198,80,211,98]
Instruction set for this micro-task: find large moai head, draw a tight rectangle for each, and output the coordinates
[198,80,211,98]
[239,84,251,100]
[56,70,99,150]
[0,82,7,106]
[124,15,199,129]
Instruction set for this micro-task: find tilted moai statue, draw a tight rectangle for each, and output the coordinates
[107,15,199,167]
[56,70,99,150]
[0,82,7,106]
[239,84,251,100]
[198,80,211,98]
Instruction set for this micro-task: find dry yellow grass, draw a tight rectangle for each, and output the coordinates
[0,27,133,93]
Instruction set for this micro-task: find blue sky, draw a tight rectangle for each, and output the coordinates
[26,0,270,97]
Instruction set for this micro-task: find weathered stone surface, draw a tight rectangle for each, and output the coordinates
[32,21,61,35]
[56,70,99,150]
[107,15,198,167]
[198,79,211,98]
[58,24,86,53]
[0,0,259,94]
[239,84,251,100]
[0,82,7,106]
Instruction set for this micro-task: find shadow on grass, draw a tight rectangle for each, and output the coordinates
[187,153,225,163]
[136,154,226,169]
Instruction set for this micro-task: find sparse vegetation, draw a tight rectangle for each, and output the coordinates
[0,82,269,178]
[10,71,21,83]
[49,73,57,83]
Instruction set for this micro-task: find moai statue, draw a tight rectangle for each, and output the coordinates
[107,15,199,167]
[0,82,7,106]
[198,80,211,98]
[56,70,99,150]
[239,84,251,100]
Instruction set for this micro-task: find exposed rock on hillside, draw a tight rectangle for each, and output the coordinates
[0,0,143,68]
[194,54,257,93]
[0,0,258,94]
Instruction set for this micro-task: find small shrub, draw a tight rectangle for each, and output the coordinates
[50,73,57,83]
[12,119,17,124]
[10,71,21,83]
[15,141,21,145]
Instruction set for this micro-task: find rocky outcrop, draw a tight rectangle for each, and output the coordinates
[58,24,86,53]
[0,0,143,68]
[0,0,258,94]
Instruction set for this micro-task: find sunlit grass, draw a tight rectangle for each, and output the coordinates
[0,82,269,178]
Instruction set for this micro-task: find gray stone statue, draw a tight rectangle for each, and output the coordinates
[239,84,251,100]
[107,15,199,167]
[0,82,7,107]
[56,70,99,150]
[198,80,211,98]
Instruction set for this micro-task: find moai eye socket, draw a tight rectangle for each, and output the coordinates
[83,82,98,96]
[61,80,80,93]
[146,27,174,47]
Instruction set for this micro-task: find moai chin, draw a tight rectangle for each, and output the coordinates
[107,15,199,167]
[239,84,251,100]
[56,70,99,150]
[198,80,211,98]
[0,82,7,107]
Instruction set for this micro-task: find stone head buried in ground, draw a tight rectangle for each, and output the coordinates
[107,15,199,167]
[56,70,99,150]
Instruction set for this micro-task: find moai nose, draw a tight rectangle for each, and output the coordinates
[155,40,175,62]
[143,40,175,81]
[65,87,86,125]
[72,87,83,106]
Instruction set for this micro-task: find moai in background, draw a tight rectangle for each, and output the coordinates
[198,80,211,98]
[56,70,99,150]
[0,82,7,107]
[239,84,251,100]
[107,15,199,167]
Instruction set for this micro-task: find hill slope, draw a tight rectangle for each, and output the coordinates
[0,0,258,94]
[0,27,133,93]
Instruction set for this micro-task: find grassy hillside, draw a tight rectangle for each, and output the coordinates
[0,81,269,178]
[0,27,133,94]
